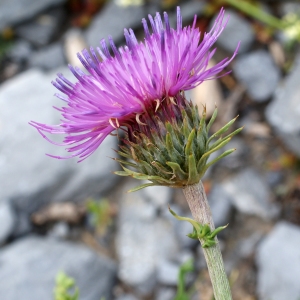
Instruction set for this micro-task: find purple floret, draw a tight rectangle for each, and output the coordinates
[30,7,239,161]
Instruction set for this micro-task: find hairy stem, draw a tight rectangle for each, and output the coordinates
[182,181,232,300]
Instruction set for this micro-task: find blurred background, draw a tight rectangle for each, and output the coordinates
[0,0,300,299]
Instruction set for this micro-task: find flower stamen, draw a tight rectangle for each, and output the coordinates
[136,113,147,125]
[109,118,120,129]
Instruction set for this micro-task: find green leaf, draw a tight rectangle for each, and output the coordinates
[151,161,173,174]
[174,259,194,300]
[166,132,184,164]
[128,183,157,192]
[187,154,198,185]
[207,116,238,144]
[115,150,132,159]
[113,158,138,168]
[54,271,79,300]
[208,127,243,150]
[206,107,218,132]
[199,106,207,131]
[182,117,191,141]
[204,148,236,171]
[197,137,232,169]
[168,206,199,229]
[166,162,187,180]
[184,128,196,156]
[187,227,199,240]
[114,170,132,177]
[209,224,229,239]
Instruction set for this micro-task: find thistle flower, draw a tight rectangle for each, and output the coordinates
[30,7,239,162]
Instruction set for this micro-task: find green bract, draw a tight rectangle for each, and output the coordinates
[114,93,242,192]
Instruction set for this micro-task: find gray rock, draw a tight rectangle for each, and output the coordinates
[0,201,16,244]
[0,235,116,300]
[157,260,180,285]
[0,0,66,31]
[211,9,255,54]
[116,181,180,295]
[216,137,249,170]
[233,50,280,102]
[115,295,138,300]
[225,232,263,272]
[0,67,119,214]
[12,211,32,237]
[155,287,176,300]
[174,213,198,248]
[29,43,65,70]
[239,232,263,258]
[15,8,66,47]
[47,221,69,239]
[85,1,145,49]
[208,184,233,228]
[256,222,300,300]
[142,184,172,210]
[7,40,32,64]
[167,0,205,27]
[266,53,300,157]
[180,0,205,22]
[222,169,279,219]
[279,2,300,16]
[176,250,194,265]
[265,170,283,188]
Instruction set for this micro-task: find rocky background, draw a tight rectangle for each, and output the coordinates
[0,0,300,299]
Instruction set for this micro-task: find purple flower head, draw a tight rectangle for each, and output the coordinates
[30,7,239,161]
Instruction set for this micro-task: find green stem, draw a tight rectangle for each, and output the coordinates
[220,0,286,30]
[182,181,232,300]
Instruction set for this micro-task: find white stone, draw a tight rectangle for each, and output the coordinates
[0,236,116,300]
[0,201,16,244]
[257,222,300,300]
[222,169,279,219]
[116,181,180,295]
[0,68,119,212]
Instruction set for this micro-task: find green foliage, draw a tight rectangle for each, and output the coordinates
[115,95,241,191]
[169,207,228,248]
[86,199,112,235]
[174,259,194,300]
[54,272,79,300]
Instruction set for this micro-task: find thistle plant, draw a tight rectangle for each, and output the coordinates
[31,7,240,300]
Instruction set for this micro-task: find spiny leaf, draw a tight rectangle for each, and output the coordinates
[113,158,138,168]
[196,129,207,159]
[197,137,232,168]
[184,128,196,156]
[168,206,199,229]
[199,105,207,131]
[182,117,191,140]
[166,132,184,164]
[207,115,238,144]
[128,183,157,192]
[204,148,236,171]
[206,107,218,132]
[208,127,243,150]
[166,161,187,180]
[151,161,173,175]
[187,154,198,185]
[209,224,228,239]
[114,170,133,177]
[140,160,156,175]
[115,149,132,159]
